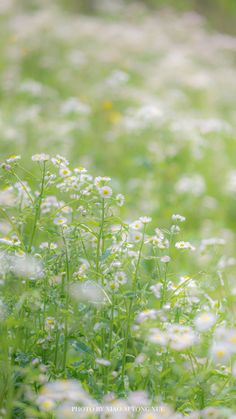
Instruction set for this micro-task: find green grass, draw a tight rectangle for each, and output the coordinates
[0,1,236,418]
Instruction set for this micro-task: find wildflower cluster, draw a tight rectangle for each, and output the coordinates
[0,1,236,417]
[0,155,236,418]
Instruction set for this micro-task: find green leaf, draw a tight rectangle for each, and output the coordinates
[72,340,93,356]
[100,248,112,261]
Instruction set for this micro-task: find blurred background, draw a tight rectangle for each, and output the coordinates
[0,0,236,256]
[13,0,236,34]
[70,0,236,34]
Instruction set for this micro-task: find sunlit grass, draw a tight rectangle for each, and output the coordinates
[0,1,236,418]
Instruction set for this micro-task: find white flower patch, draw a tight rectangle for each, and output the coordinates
[194,312,217,332]
[175,241,195,251]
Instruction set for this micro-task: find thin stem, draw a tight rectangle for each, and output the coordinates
[105,293,115,391]
[96,199,105,281]
[54,327,60,372]
[78,228,91,267]
[121,226,146,384]
[96,199,106,360]
[160,263,169,308]
[107,295,114,358]
[28,162,46,252]
[133,225,146,289]
[62,229,70,374]
[0,207,25,250]
[11,170,34,205]
[121,298,132,383]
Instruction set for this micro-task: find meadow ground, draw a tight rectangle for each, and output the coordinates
[0,1,236,418]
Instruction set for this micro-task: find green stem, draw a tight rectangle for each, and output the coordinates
[62,230,70,374]
[96,200,106,360]
[121,299,132,384]
[160,263,169,308]
[54,327,60,372]
[107,295,114,358]
[12,170,34,205]
[133,225,146,289]
[105,294,115,391]
[96,199,105,280]
[28,162,46,252]
[121,226,146,384]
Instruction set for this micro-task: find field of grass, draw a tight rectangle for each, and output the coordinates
[0,1,236,418]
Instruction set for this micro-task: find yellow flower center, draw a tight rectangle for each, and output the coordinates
[216,350,225,358]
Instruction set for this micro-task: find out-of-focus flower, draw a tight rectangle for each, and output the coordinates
[194,312,217,332]
[70,280,106,305]
[32,153,50,162]
[53,217,67,226]
[175,241,195,251]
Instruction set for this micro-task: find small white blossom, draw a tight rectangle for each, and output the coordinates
[170,225,181,234]
[53,217,67,226]
[172,214,186,222]
[136,309,159,324]
[70,280,106,305]
[160,255,171,263]
[40,242,58,250]
[116,193,125,207]
[210,343,231,363]
[51,155,69,168]
[114,271,127,284]
[130,220,143,230]
[149,328,167,345]
[74,166,87,174]
[130,231,142,243]
[194,312,217,332]
[59,167,72,177]
[95,358,111,367]
[32,153,50,162]
[99,186,113,199]
[139,216,152,224]
[95,176,111,188]
[175,241,195,251]
[6,155,21,163]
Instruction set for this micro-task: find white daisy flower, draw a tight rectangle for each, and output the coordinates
[114,271,127,284]
[53,217,67,226]
[94,176,111,188]
[169,329,197,351]
[74,167,87,174]
[175,241,195,251]
[136,309,158,324]
[116,193,125,207]
[32,153,50,162]
[130,231,142,243]
[40,398,56,411]
[59,167,72,177]
[149,328,167,345]
[51,155,69,168]
[98,186,112,199]
[6,155,21,163]
[49,243,58,250]
[130,220,143,230]
[139,216,152,224]
[194,312,217,332]
[210,343,231,362]
[172,214,186,222]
